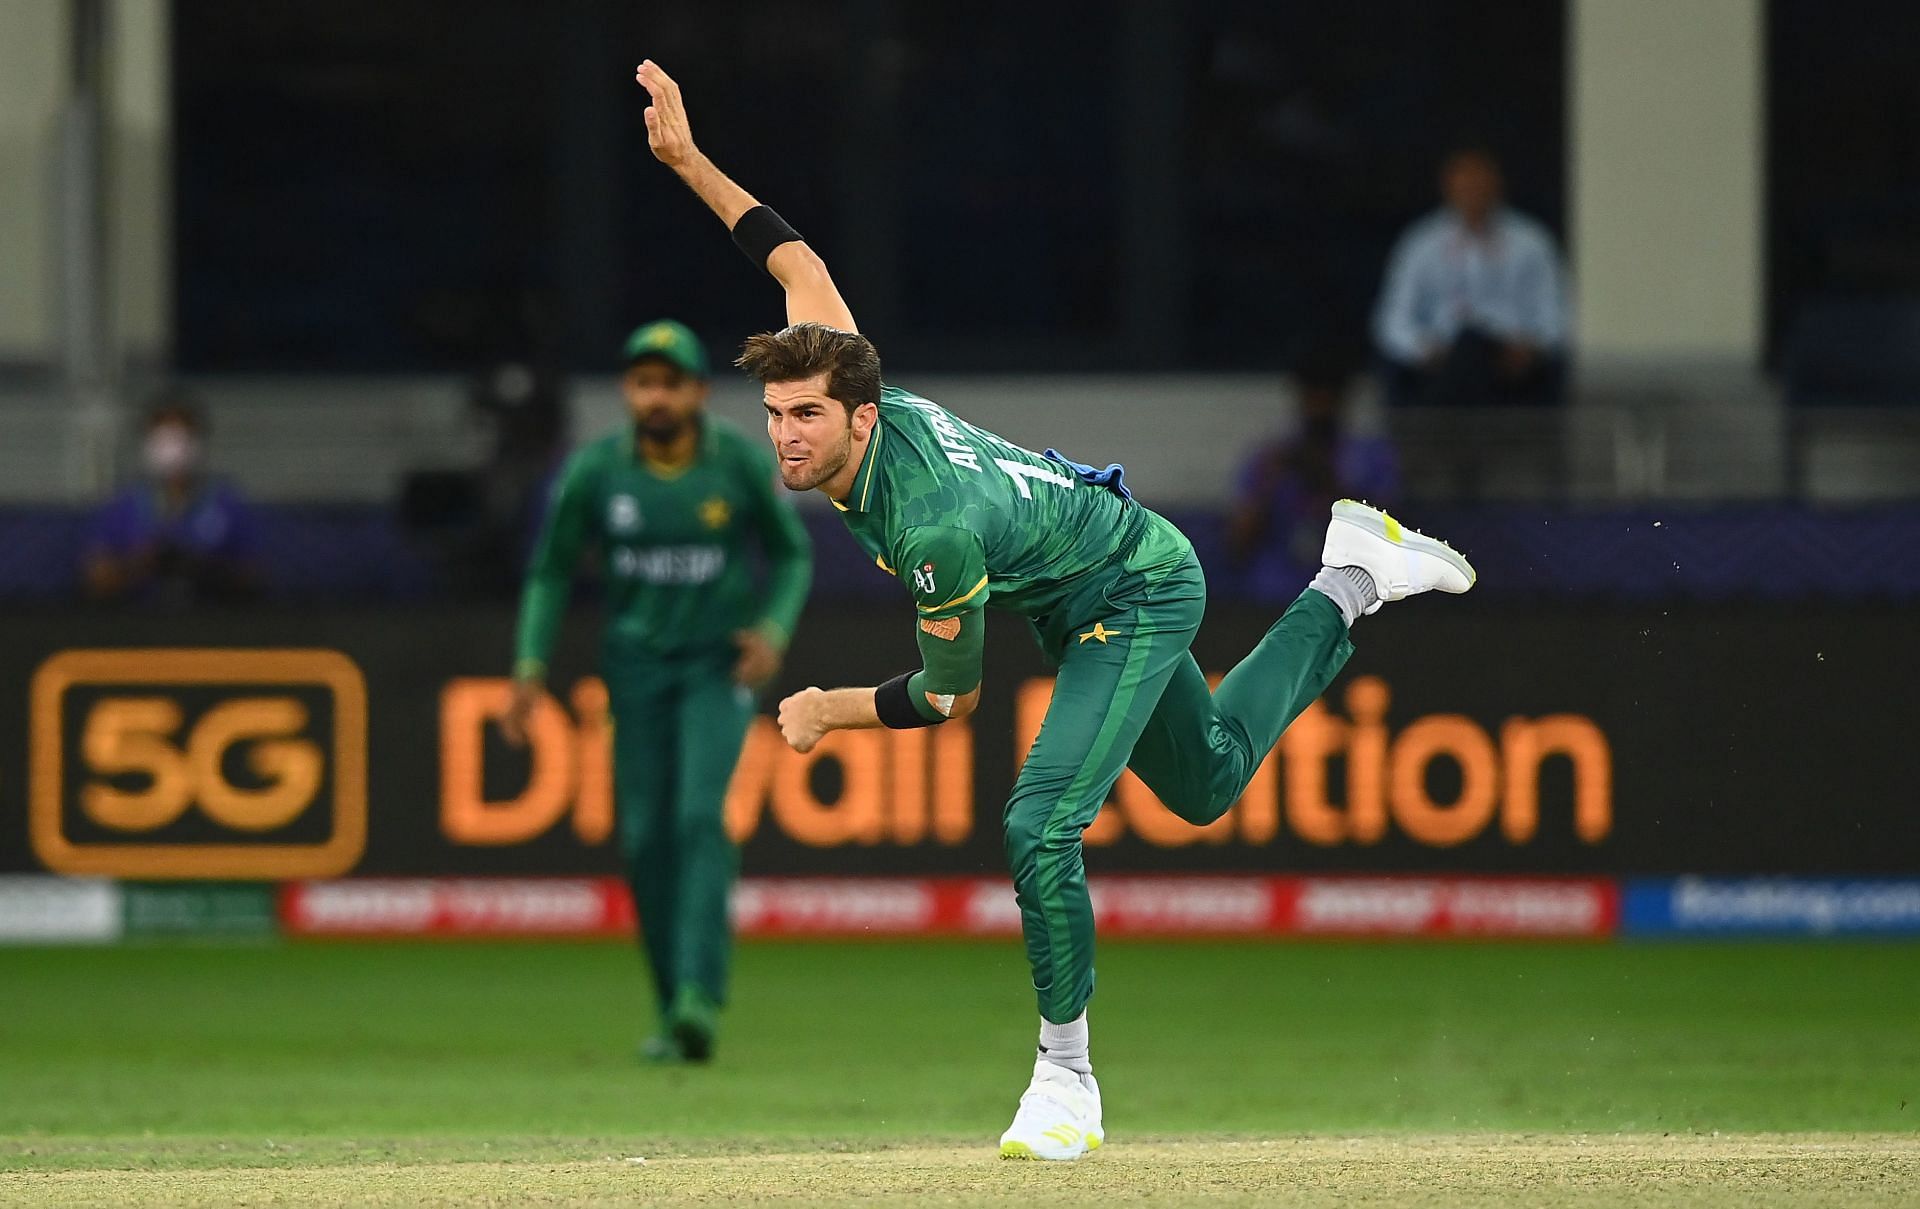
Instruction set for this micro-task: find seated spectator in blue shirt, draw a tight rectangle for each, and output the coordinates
[1228,352,1399,599]
[1373,146,1568,407]
[83,393,261,606]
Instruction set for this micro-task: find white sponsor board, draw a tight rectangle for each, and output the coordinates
[0,875,123,943]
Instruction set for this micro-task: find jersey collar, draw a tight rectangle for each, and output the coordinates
[830,418,885,514]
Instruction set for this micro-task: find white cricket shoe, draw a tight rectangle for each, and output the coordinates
[999,1059,1104,1160]
[1322,499,1476,614]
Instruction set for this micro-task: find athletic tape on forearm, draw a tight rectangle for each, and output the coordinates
[731,204,802,273]
[913,610,985,694]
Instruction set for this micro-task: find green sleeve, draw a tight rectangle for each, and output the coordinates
[907,609,984,720]
[512,449,596,679]
[738,438,812,648]
[895,525,988,720]
[897,525,991,620]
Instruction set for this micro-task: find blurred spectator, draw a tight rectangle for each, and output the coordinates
[1373,146,1568,407]
[83,391,261,606]
[1228,351,1399,598]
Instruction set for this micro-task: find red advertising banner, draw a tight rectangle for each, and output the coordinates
[280,876,1617,939]
[279,878,635,937]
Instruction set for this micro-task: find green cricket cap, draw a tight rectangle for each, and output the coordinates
[621,319,710,378]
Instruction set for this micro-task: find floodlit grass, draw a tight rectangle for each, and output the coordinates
[1,940,1915,1204]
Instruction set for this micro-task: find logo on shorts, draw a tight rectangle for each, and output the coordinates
[912,562,938,596]
[607,494,641,534]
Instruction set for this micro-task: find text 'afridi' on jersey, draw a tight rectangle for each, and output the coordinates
[831,385,1189,629]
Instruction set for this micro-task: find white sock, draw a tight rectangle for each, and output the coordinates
[1311,564,1377,626]
[1037,1011,1091,1075]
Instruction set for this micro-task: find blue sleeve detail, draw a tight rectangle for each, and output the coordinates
[1042,449,1134,502]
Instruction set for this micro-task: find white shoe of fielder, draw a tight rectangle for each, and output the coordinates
[1322,499,1476,614]
[998,1060,1104,1161]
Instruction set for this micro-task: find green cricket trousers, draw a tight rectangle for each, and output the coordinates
[603,643,757,1014]
[1006,514,1353,1023]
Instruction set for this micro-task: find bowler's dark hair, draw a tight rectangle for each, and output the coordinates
[735,323,881,415]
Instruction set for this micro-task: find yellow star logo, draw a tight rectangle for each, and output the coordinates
[1077,622,1120,644]
[699,497,731,529]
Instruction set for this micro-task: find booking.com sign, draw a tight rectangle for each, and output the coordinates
[29,649,367,879]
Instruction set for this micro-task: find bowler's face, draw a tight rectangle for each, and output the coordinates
[763,373,854,492]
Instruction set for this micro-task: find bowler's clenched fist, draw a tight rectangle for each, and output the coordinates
[777,686,831,754]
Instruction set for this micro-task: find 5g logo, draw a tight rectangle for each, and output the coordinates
[30,649,367,878]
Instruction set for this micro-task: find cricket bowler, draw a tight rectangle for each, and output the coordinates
[637,60,1473,1152]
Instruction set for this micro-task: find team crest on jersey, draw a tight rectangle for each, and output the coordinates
[607,494,642,534]
[912,562,938,595]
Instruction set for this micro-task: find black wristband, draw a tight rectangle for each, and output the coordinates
[875,671,945,730]
[731,204,803,274]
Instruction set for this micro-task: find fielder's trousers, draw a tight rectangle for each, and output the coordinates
[1007,514,1353,1023]
[603,644,756,1015]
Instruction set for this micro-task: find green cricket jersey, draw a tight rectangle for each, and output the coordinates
[514,418,811,675]
[833,386,1189,674]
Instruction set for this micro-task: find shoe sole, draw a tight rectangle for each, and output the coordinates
[998,1134,1101,1161]
[1331,499,1477,591]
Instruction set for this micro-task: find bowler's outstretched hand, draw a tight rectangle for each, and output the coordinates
[637,60,695,168]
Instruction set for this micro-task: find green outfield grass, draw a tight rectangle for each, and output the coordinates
[1,940,1915,1204]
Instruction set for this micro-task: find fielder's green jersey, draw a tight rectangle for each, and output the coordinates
[833,385,1188,640]
[514,419,811,673]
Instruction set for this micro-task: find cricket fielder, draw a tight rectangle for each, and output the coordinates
[638,61,1474,1150]
[503,319,812,1063]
